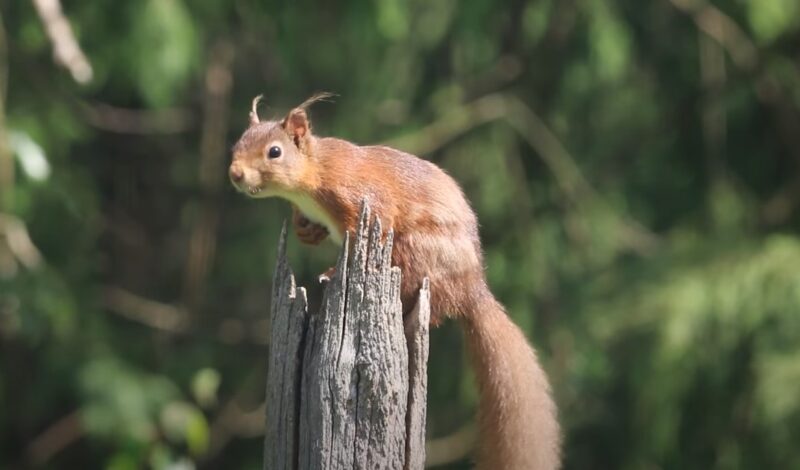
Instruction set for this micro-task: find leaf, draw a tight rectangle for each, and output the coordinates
[160,401,210,456]
[747,0,800,44]
[80,358,180,443]
[190,368,221,409]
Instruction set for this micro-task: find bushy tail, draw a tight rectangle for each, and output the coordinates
[461,295,560,470]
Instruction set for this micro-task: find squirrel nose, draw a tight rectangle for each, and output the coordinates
[229,165,244,182]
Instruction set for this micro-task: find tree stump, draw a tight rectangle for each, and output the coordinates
[264,204,430,470]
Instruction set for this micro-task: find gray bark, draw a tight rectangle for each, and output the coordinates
[264,203,430,470]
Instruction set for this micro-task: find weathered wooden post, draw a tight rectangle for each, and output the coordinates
[264,204,430,470]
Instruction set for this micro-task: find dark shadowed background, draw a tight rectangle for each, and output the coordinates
[2,0,800,468]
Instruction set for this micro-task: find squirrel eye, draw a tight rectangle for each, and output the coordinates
[267,146,282,159]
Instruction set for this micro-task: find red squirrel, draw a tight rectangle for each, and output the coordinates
[229,94,560,469]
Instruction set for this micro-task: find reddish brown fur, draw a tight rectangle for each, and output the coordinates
[230,97,561,469]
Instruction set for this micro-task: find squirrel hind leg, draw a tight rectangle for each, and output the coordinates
[317,266,336,283]
[399,272,486,326]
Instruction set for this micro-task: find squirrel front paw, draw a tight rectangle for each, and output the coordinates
[292,207,329,245]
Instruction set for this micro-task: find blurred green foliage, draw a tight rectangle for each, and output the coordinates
[1,0,800,468]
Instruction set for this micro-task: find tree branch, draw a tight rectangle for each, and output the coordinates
[0,213,43,276]
[0,11,12,211]
[182,41,235,310]
[26,409,83,466]
[79,101,194,134]
[30,0,93,84]
[102,286,190,333]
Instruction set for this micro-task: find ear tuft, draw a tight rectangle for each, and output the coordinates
[281,92,335,148]
[249,94,264,126]
[296,91,336,110]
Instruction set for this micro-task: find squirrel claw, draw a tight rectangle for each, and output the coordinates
[318,266,336,283]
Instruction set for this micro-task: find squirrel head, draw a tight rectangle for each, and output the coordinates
[229,93,333,197]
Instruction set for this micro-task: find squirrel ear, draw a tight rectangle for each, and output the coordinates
[281,93,333,147]
[282,108,310,145]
